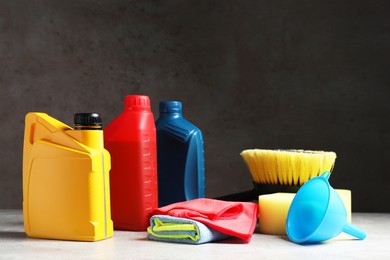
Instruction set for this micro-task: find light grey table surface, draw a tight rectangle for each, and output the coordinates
[0,210,389,260]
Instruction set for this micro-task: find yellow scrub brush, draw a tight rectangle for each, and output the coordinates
[216,149,337,201]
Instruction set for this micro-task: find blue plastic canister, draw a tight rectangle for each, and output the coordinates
[155,101,205,206]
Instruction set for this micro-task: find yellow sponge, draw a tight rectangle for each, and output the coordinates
[258,190,351,235]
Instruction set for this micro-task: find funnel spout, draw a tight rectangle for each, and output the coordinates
[343,223,367,240]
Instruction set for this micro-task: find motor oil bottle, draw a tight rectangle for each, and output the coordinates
[22,112,113,241]
[155,101,205,207]
[104,95,158,231]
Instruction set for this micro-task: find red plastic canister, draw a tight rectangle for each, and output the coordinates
[104,95,158,231]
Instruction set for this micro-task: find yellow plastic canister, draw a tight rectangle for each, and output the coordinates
[22,112,113,241]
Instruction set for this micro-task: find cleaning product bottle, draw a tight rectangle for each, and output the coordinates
[23,112,113,241]
[155,101,205,207]
[104,95,158,231]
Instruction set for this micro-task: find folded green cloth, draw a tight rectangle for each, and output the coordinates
[147,215,231,244]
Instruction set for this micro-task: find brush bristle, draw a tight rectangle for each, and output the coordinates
[240,149,337,186]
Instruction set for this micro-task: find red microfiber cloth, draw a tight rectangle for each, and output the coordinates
[151,198,259,243]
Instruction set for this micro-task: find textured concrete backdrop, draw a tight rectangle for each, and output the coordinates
[1,0,389,212]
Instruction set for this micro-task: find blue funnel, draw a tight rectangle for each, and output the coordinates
[286,171,366,244]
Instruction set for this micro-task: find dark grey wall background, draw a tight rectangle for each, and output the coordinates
[1,1,389,212]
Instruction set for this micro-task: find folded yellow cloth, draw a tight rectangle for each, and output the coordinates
[147,215,231,244]
[148,217,199,241]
